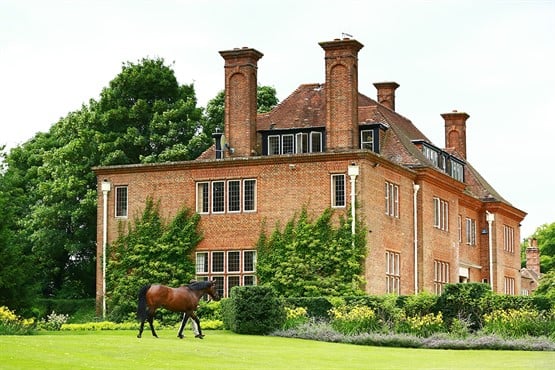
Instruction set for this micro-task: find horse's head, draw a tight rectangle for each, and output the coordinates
[206,280,221,301]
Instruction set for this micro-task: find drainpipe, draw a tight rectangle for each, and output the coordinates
[486,211,495,291]
[101,179,112,319]
[413,183,420,294]
[348,164,360,247]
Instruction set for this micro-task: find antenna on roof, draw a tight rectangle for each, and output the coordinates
[342,32,353,38]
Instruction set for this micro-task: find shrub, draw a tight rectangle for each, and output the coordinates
[395,312,445,337]
[284,297,333,319]
[482,308,555,338]
[329,305,381,334]
[283,306,309,329]
[0,306,35,335]
[38,311,69,331]
[436,283,491,330]
[221,286,285,335]
[196,300,221,321]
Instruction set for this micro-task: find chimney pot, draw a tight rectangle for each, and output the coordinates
[441,110,470,159]
[373,82,400,111]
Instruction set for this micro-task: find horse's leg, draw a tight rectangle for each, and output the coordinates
[148,310,158,338]
[137,319,145,338]
[177,313,188,339]
[190,313,204,339]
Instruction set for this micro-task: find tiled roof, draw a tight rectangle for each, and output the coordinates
[200,83,513,208]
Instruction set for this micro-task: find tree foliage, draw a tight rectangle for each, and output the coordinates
[0,57,208,307]
[532,222,555,274]
[256,207,366,297]
[107,197,201,321]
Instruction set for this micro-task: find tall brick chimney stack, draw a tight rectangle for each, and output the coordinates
[319,38,364,151]
[441,110,470,159]
[219,47,263,157]
[526,238,541,275]
[373,82,399,111]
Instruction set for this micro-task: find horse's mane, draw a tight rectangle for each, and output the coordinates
[188,280,213,291]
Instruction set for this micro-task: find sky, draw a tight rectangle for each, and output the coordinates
[1,0,554,238]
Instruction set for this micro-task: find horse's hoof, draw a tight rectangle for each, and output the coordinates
[195,334,205,339]
[178,335,184,339]
[137,335,141,338]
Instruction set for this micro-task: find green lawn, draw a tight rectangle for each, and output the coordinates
[1,330,553,369]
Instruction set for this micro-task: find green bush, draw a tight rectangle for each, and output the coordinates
[395,312,445,337]
[221,286,285,335]
[34,298,95,320]
[343,295,403,329]
[329,305,381,334]
[283,306,309,329]
[0,306,36,335]
[435,283,491,330]
[482,308,555,338]
[284,297,333,319]
[196,300,221,321]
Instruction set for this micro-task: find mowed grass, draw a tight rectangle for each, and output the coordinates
[1,330,554,370]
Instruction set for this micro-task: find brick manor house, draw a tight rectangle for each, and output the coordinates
[94,38,526,311]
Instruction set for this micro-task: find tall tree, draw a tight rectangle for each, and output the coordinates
[0,57,207,305]
[529,222,555,273]
[96,58,204,164]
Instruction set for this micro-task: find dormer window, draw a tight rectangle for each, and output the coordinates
[361,130,375,151]
[359,123,387,153]
[415,141,465,182]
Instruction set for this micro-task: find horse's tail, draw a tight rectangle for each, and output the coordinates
[137,285,151,321]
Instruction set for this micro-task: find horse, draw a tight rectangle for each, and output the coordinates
[136,280,220,339]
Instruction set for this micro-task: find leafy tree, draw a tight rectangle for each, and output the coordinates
[0,57,207,307]
[106,198,201,321]
[256,207,366,297]
[257,85,279,113]
[202,85,279,137]
[96,58,204,164]
[534,270,555,300]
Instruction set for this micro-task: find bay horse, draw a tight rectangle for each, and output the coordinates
[137,280,219,339]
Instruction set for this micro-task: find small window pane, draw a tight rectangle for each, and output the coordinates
[228,251,240,272]
[196,252,208,274]
[212,252,224,273]
[228,180,241,212]
[310,132,322,152]
[331,174,345,207]
[115,186,128,217]
[268,135,280,155]
[212,181,225,213]
[282,134,294,154]
[243,251,256,272]
[243,179,256,212]
[196,182,209,213]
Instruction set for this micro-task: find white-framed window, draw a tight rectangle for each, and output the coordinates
[504,276,515,295]
[196,179,257,214]
[433,197,449,231]
[115,186,128,218]
[268,135,280,155]
[282,134,294,154]
[331,174,346,208]
[466,218,476,245]
[385,181,399,218]
[196,252,208,274]
[196,182,210,214]
[195,250,257,298]
[212,251,225,273]
[451,161,464,181]
[423,145,439,166]
[503,225,515,253]
[212,181,225,213]
[296,133,308,153]
[434,260,450,294]
[385,251,400,294]
[361,130,374,151]
[243,179,256,212]
[310,132,322,152]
